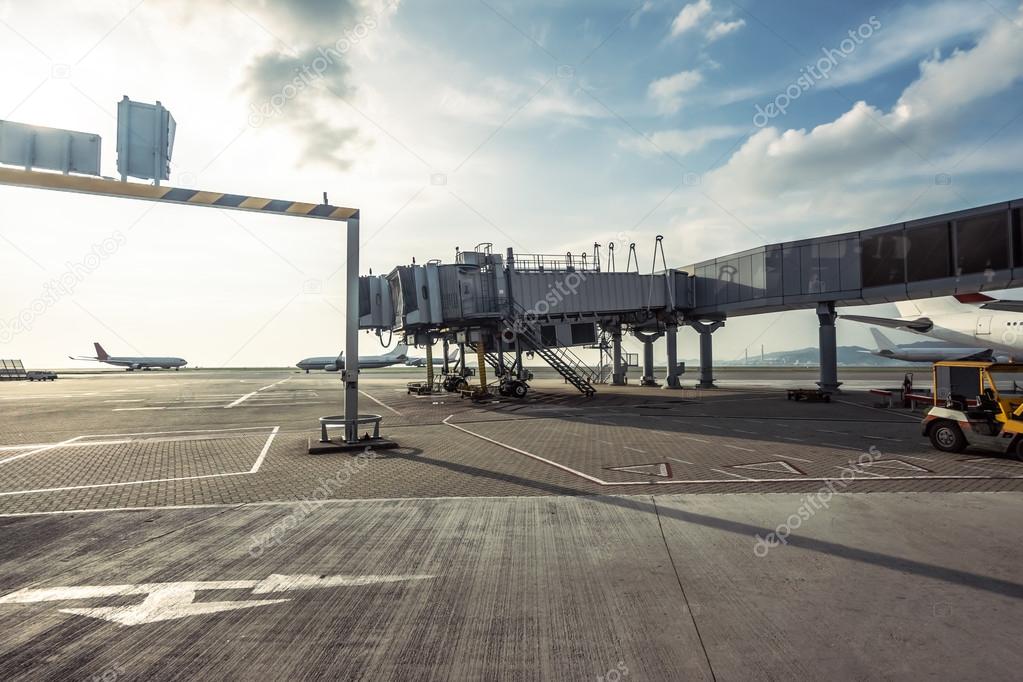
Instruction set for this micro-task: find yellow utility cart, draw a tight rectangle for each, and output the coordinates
[922,361,1023,458]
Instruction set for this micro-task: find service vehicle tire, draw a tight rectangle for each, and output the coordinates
[929,421,967,453]
[1009,437,1023,462]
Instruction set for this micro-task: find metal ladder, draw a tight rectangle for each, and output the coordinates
[506,303,596,396]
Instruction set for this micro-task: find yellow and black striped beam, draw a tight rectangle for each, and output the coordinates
[0,167,358,221]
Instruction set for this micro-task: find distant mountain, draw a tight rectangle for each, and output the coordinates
[690,346,927,367]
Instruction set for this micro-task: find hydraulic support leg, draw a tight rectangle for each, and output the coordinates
[663,323,681,389]
[817,302,842,393]
[611,325,626,386]
[634,330,663,387]
[689,320,724,389]
[425,342,434,388]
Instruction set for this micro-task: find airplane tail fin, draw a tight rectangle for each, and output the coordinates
[93,342,109,361]
[869,328,897,352]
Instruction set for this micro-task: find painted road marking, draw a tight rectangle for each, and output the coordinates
[225,392,258,408]
[722,444,756,453]
[0,427,279,497]
[667,456,695,465]
[0,573,435,626]
[0,436,83,466]
[711,468,755,480]
[359,389,403,416]
[623,446,646,453]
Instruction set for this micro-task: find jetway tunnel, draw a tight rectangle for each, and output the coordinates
[358,197,1023,396]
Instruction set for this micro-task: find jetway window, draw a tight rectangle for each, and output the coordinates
[540,325,558,347]
[570,323,596,345]
[906,221,951,282]
[956,212,1008,275]
[358,280,371,316]
[398,269,418,313]
[765,247,783,297]
[860,232,906,287]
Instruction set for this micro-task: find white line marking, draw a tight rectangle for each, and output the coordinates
[731,429,757,435]
[81,425,275,438]
[250,427,279,473]
[359,390,402,416]
[782,437,805,442]
[779,455,814,463]
[623,446,646,453]
[711,468,755,480]
[667,456,694,465]
[441,417,1023,484]
[443,416,605,484]
[678,435,711,444]
[225,392,257,409]
[0,426,280,497]
[722,443,756,452]
[103,399,145,403]
[0,436,82,466]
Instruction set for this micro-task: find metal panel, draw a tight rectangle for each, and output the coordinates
[0,120,100,175]
[116,97,175,182]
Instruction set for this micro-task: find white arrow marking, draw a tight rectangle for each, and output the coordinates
[0,574,435,626]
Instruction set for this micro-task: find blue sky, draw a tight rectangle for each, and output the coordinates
[1,0,1022,366]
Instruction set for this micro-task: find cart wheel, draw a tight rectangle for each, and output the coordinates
[929,421,966,453]
[512,382,528,399]
[1009,437,1023,462]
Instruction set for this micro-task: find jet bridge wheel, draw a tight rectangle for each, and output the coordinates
[511,381,528,399]
[929,421,967,453]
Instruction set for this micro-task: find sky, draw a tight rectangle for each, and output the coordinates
[1,0,1022,368]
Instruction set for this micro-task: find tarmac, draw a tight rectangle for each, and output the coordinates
[1,367,1021,679]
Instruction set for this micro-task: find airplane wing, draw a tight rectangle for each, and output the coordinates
[840,314,934,333]
[955,293,1023,312]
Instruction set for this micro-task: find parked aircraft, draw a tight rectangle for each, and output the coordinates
[842,294,1022,361]
[69,343,187,371]
[405,347,460,367]
[296,343,408,373]
[864,328,1003,363]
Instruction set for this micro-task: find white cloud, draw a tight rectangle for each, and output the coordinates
[620,125,745,156]
[670,0,712,37]
[648,69,703,114]
[706,18,745,41]
[703,4,1023,199]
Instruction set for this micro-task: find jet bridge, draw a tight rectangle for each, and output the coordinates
[360,243,691,396]
[361,197,1023,396]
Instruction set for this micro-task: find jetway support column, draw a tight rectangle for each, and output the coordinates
[690,320,724,389]
[634,330,663,387]
[611,325,627,386]
[663,324,681,389]
[817,302,842,393]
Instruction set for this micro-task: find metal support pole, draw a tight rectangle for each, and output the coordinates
[342,216,361,443]
[690,320,724,389]
[612,325,626,385]
[443,338,450,375]
[817,302,842,393]
[664,324,681,389]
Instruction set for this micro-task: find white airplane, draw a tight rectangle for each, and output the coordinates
[69,343,187,371]
[864,328,1003,363]
[405,347,460,367]
[296,343,408,373]
[842,294,1023,361]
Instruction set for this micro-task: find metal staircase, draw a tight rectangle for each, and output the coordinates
[466,343,504,374]
[507,303,596,396]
